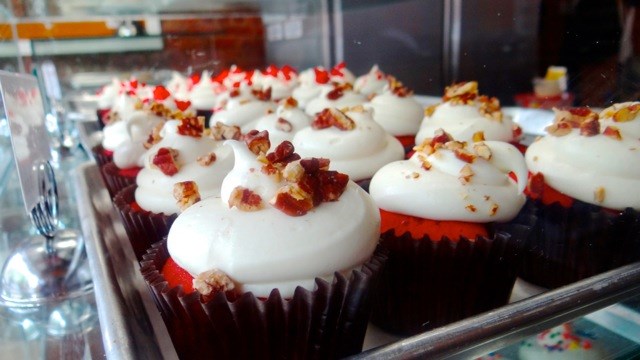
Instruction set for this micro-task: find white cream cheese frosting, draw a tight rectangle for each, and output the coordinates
[243,98,311,149]
[135,119,234,215]
[293,106,404,181]
[366,80,424,136]
[189,71,223,110]
[525,107,640,210]
[96,78,122,109]
[167,139,380,298]
[209,83,276,128]
[370,133,527,222]
[354,65,388,96]
[415,81,517,144]
[251,65,299,101]
[292,63,355,108]
[111,111,165,168]
[599,101,640,138]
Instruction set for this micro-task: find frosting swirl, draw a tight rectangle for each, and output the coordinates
[209,83,276,128]
[135,119,234,214]
[167,139,379,298]
[243,98,311,149]
[370,131,527,222]
[293,106,404,181]
[305,83,366,116]
[354,65,388,96]
[366,80,424,136]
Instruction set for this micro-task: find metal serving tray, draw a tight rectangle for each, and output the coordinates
[73,120,640,359]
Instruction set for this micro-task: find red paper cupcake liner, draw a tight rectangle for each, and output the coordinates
[519,199,640,288]
[91,144,113,168]
[140,240,387,360]
[370,213,533,336]
[113,184,177,261]
[100,162,140,199]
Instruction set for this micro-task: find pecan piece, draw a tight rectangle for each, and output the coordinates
[281,97,298,108]
[152,147,179,176]
[173,181,201,211]
[317,171,349,202]
[473,143,492,160]
[579,116,600,136]
[177,116,204,137]
[144,121,165,149]
[388,77,413,97]
[594,187,606,204]
[312,108,356,130]
[266,141,301,166]
[546,121,572,136]
[271,184,314,216]
[210,122,242,141]
[472,131,485,142]
[193,269,235,301]
[424,104,437,117]
[612,104,640,122]
[228,186,263,211]
[197,152,217,166]
[275,117,293,132]
[244,130,271,155]
[459,164,474,184]
[603,126,622,140]
[443,81,478,102]
[454,148,477,163]
[252,87,272,101]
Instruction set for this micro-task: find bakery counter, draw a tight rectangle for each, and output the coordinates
[72,117,640,359]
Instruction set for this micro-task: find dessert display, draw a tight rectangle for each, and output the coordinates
[415,81,522,147]
[368,129,532,335]
[365,77,424,150]
[208,82,276,129]
[139,133,384,359]
[522,104,640,288]
[114,117,236,260]
[518,323,604,360]
[292,105,405,188]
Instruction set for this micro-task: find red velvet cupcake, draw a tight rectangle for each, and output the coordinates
[368,129,532,335]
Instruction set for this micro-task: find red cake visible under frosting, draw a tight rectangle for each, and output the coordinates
[379,209,488,240]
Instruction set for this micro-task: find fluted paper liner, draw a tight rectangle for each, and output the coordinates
[91,144,113,168]
[519,199,640,288]
[140,240,386,359]
[371,211,534,336]
[101,162,139,199]
[114,185,177,261]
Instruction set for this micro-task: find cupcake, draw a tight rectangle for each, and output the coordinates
[368,129,531,335]
[243,97,311,151]
[209,82,276,129]
[354,64,389,97]
[519,323,604,360]
[304,82,366,117]
[521,105,640,288]
[365,77,424,151]
[293,106,404,190]
[250,64,299,101]
[292,62,355,108]
[95,78,122,129]
[415,81,522,148]
[140,133,385,359]
[114,117,236,260]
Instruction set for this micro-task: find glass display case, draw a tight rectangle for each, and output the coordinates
[0,0,639,359]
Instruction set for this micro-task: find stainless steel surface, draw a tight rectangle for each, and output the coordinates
[353,262,640,359]
[74,161,177,360]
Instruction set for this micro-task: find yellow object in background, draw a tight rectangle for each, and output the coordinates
[545,66,567,81]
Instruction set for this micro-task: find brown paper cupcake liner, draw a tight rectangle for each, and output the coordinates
[91,144,113,168]
[100,162,139,199]
[370,212,533,336]
[140,240,387,360]
[519,198,640,289]
[113,184,177,261]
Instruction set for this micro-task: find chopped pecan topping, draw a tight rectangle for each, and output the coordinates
[545,121,573,137]
[282,161,305,182]
[210,122,242,141]
[197,152,217,166]
[228,186,263,211]
[388,77,413,97]
[317,170,349,202]
[459,164,474,184]
[281,97,298,108]
[552,107,599,132]
[148,101,173,118]
[266,141,301,168]
[271,184,314,216]
[579,116,600,136]
[473,143,492,160]
[489,203,499,216]
[244,130,271,155]
[177,117,204,137]
[312,108,356,131]
[611,103,640,122]
[477,95,503,121]
[454,148,476,163]
[472,131,486,142]
[173,181,201,212]
[252,87,272,101]
[193,269,235,300]
[417,154,432,170]
[594,187,606,204]
[443,81,478,103]
[326,83,353,100]
[603,126,622,140]
[144,121,165,149]
[276,118,293,132]
[465,204,477,213]
[424,104,437,117]
[152,147,179,176]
